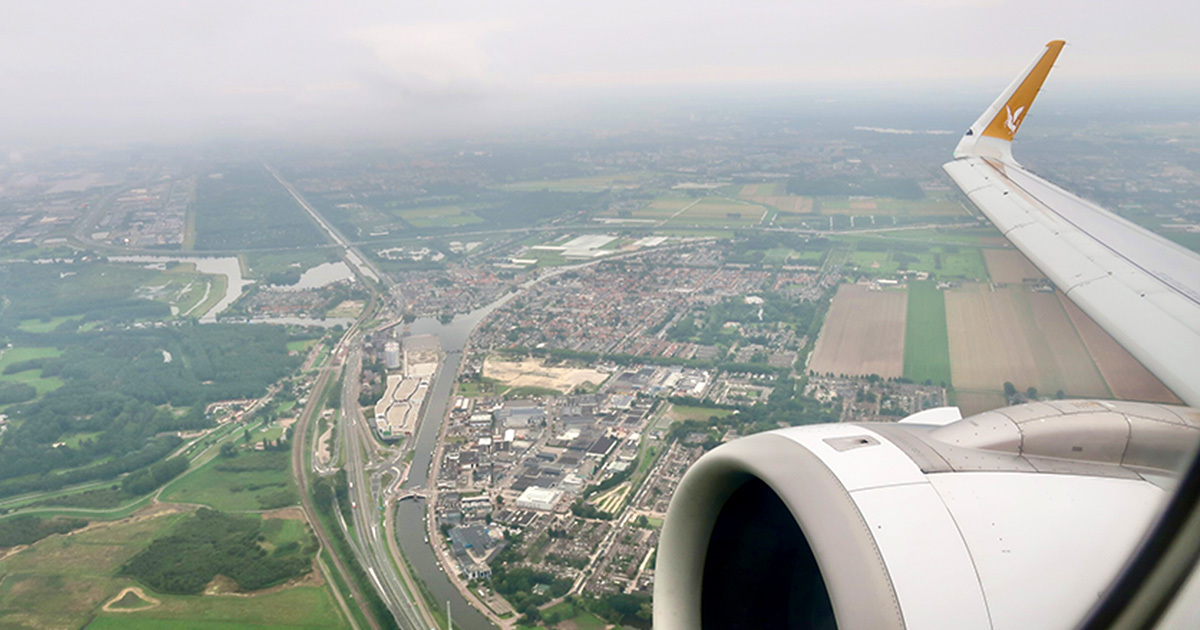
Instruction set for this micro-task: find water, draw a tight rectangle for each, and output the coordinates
[109,255,251,322]
[276,261,354,290]
[393,295,519,630]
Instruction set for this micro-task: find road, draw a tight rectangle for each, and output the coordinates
[264,164,391,291]
[291,356,380,630]
[338,342,438,629]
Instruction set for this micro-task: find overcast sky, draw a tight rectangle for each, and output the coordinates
[2,0,1196,144]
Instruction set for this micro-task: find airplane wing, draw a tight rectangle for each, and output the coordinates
[943,40,1200,407]
[654,41,1200,630]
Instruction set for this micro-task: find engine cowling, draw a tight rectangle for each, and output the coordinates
[654,400,1200,630]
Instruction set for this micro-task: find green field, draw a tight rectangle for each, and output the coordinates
[286,338,320,354]
[502,172,655,192]
[0,504,347,630]
[160,450,297,512]
[192,168,325,250]
[903,281,952,386]
[393,204,483,228]
[85,586,349,630]
[242,250,339,280]
[841,243,988,281]
[0,346,65,398]
[17,315,82,333]
[667,404,734,424]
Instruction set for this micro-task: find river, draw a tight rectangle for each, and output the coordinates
[393,293,519,630]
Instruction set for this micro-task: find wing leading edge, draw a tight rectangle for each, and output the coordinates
[943,41,1200,407]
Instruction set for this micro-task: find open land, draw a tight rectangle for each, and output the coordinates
[809,283,908,378]
[483,358,609,393]
[1058,294,1181,403]
[0,502,346,630]
[984,249,1046,284]
[159,450,298,513]
[903,281,952,386]
[944,285,1108,397]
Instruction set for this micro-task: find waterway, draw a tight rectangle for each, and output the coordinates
[109,255,251,323]
[394,294,520,630]
[277,261,354,290]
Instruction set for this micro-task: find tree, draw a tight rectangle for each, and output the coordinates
[220,442,238,458]
[1003,382,1017,397]
[1055,389,1066,399]
[1026,386,1038,400]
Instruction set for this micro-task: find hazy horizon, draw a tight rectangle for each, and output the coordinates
[3,0,1197,146]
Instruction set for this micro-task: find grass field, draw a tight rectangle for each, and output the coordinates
[903,281,952,386]
[0,346,65,398]
[243,250,339,280]
[160,450,297,512]
[502,172,654,192]
[817,196,964,216]
[85,586,348,630]
[809,284,908,378]
[0,490,346,629]
[17,315,82,333]
[392,205,483,228]
[842,244,987,280]
[666,404,734,424]
[286,338,320,354]
[664,197,766,227]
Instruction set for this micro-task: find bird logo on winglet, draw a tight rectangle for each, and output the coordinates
[1005,105,1026,135]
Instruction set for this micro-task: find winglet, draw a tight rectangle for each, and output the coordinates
[954,40,1065,164]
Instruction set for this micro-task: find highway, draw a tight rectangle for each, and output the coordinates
[337,342,437,629]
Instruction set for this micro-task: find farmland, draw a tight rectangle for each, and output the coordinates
[903,281,952,386]
[984,249,1045,284]
[192,168,325,250]
[944,285,1108,398]
[1058,295,1181,403]
[809,283,908,378]
[664,197,766,226]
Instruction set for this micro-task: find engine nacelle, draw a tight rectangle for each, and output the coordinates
[654,400,1200,630]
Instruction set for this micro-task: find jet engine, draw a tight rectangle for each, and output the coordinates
[653,400,1200,630]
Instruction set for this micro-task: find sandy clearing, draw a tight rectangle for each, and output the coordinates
[809,284,908,378]
[102,586,160,612]
[984,249,1045,284]
[1058,294,1182,403]
[484,358,608,392]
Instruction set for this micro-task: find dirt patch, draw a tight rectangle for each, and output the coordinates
[945,285,1108,397]
[984,249,1045,284]
[1058,294,1182,403]
[259,506,305,521]
[484,357,609,392]
[102,586,160,612]
[200,558,324,597]
[809,283,907,378]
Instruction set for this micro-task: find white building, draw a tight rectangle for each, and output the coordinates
[515,486,562,511]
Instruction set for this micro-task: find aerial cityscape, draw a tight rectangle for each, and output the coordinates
[0,92,1195,629]
[1,3,1200,629]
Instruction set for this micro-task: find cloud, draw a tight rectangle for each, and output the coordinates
[351,20,513,97]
